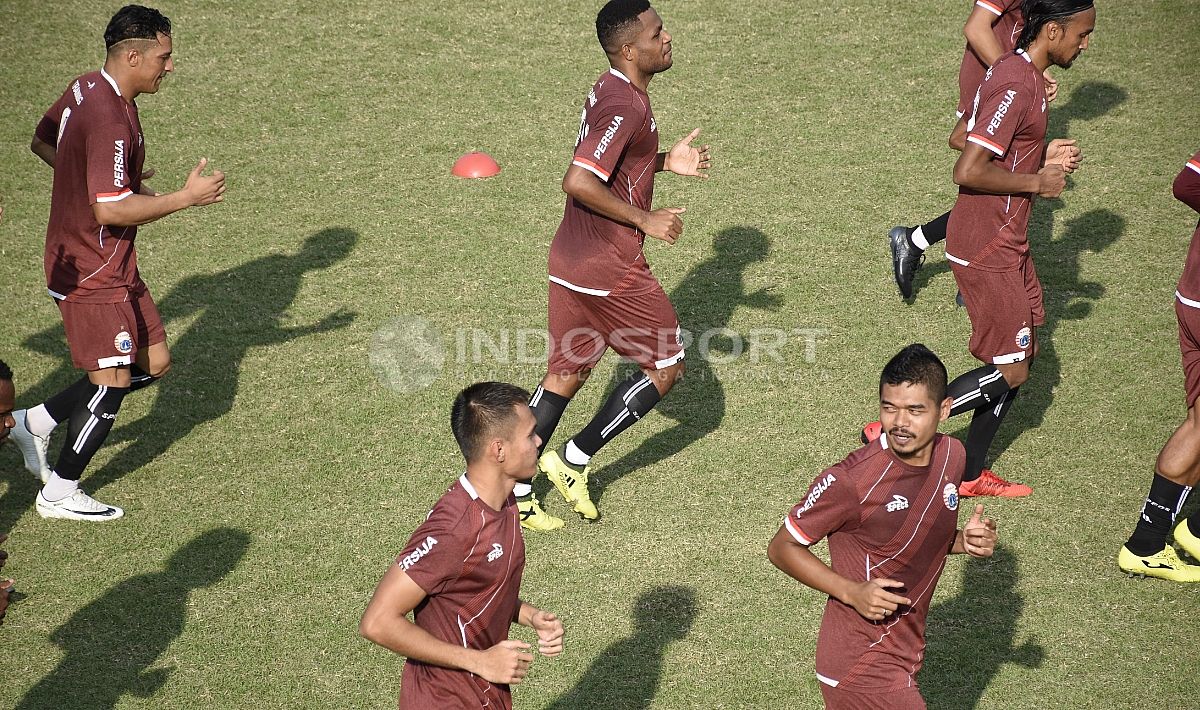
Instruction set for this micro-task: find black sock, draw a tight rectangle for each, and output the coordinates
[1126,474,1192,556]
[128,364,161,392]
[963,387,1019,482]
[1189,515,1200,538]
[42,376,94,423]
[52,383,129,481]
[947,365,1011,418]
[517,385,571,493]
[921,211,950,246]
[572,371,662,458]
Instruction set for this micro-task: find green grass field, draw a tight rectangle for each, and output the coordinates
[1,1,1198,708]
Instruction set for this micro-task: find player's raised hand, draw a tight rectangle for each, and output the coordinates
[1036,164,1067,199]
[640,207,685,244]
[529,609,564,656]
[475,639,534,685]
[665,128,711,179]
[1045,139,1083,173]
[1043,70,1059,103]
[184,157,227,207]
[846,578,911,622]
[961,503,997,558]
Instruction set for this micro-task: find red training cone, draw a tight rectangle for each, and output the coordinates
[452,152,501,178]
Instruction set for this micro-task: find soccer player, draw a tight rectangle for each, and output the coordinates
[769,344,998,709]
[1116,152,1200,582]
[869,0,1094,497]
[888,0,1061,299]
[516,0,712,530]
[8,5,225,521]
[360,382,565,709]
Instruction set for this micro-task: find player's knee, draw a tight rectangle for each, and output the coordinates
[149,355,171,379]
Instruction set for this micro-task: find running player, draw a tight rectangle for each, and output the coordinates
[888,0,1061,299]
[867,0,1095,497]
[517,0,711,529]
[360,382,565,709]
[9,5,226,521]
[769,345,998,709]
[1117,152,1200,582]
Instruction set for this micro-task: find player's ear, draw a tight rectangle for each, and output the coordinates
[938,397,952,422]
[491,438,505,463]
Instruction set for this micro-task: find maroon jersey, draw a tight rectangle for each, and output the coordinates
[36,70,146,304]
[956,0,1024,117]
[395,475,525,710]
[946,50,1048,273]
[784,433,966,693]
[548,68,660,297]
[1174,152,1200,306]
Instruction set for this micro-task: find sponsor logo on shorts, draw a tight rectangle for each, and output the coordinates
[943,483,959,511]
[487,543,504,562]
[798,473,837,515]
[400,536,437,570]
[1015,326,1032,349]
[114,331,133,354]
[886,495,909,513]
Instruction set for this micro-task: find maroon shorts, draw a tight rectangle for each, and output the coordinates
[546,281,683,375]
[1176,296,1200,408]
[56,289,166,371]
[820,682,926,710]
[951,257,1045,365]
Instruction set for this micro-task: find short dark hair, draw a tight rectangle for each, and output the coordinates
[1017,0,1094,50]
[879,344,948,404]
[0,359,11,382]
[451,382,531,463]
[105,5,172,51]
[596,0,651,54]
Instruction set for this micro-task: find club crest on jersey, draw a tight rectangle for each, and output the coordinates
[114,331,133,354]
[400,536,438,570]
[487,543,504,562]
[1015,326,1032,349]
[943,483,959,511]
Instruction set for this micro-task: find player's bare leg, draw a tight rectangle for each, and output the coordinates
[1119,404,1200,581]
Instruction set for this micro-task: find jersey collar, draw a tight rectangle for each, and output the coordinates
[100,68,122,96]
[608,67,631,84]
[1016,48,1033,63]
[458,473,480,500]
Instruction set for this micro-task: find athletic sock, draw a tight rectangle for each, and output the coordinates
[947,365,1011,418]
[41,471,80,502]
[128,364,161,392]
[51,383,129,481]
[919,211,950,248]
[963,386,1019,482]
[1189,515,1200,538]
[571,371,662,458]
[24,376,94,437]
[564,440,591,466]
[910,226,930,251]
[1126,474,1192,556]
[516,385,572,497]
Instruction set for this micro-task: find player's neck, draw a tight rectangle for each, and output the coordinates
[101,62,139,103]
[463,466,514,511]
[1022,43,1053,73]
[891,443,934,468]
[610,61,652,92]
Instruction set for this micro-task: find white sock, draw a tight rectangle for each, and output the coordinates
[42,472,80,502]
[24,404,57,438]
[910,226,930,251]
[564,440,591,466]
[513,482,532,497]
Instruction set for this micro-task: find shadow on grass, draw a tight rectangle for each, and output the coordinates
[1,228,357,524]
[578,226,781,508]
[16,527,251,710]
[908,81,1128,299]
[919,545,1042,709]
[545,585,698,710]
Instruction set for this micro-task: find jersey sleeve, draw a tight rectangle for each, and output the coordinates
[1174,151,1200,214]
[395,504,472,596]
[35,92,69,147]
[973,0,1008,17]
[85,121,137,205]
[571,92,643,183]
[966,80,1032,158]
[783,465,858,546]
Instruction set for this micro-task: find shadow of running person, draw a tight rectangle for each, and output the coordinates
[919,545,1043,709]
[585,226,781,507]
[16,527,251,710]
[908,81,1128,296]
[81,227,358,493]
[545,585,698,710]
